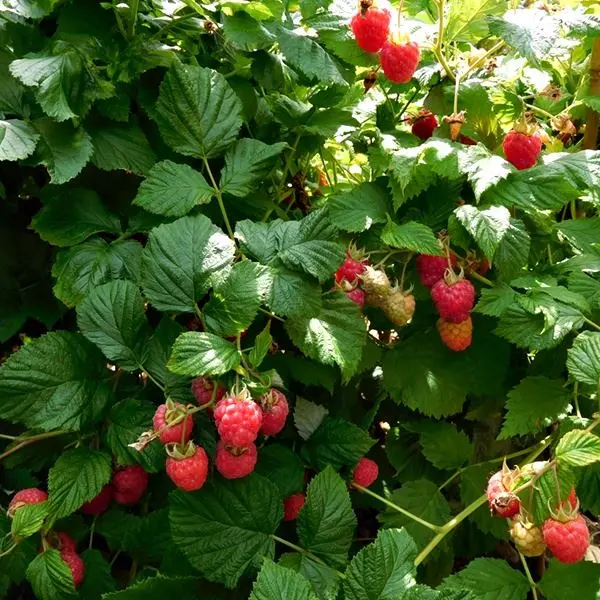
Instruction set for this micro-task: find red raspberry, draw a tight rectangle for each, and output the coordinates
[191,377,225,408]
[153,402,194,445]
[80,485,113,516]
[411,110,438,140]
[112,465,149,505]
[259,389,289,437]
[416,254,457,288]
[214,394,263,447]
[380,40,420,84]
[8,488,48,516]
[57,532,77,553]
[486,470,520,518]
[352,457,379,488]
[335,253,368,285]
[502,130,542,170]
[567,488,578,509]
[437,317,472,352]
[346,288,366,308]
[60,551,85,588]
[543,514,589,563]
[166,445,209,492]
[351,7,391,53]
[459,134,477,146]
[283,493,305,521]
[431,278,475,322]
[215,441,257,479]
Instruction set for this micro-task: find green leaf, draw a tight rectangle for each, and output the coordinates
[567,332,600,386]
[0,331,112,431]
[440,558,529,600]
[251,560,317,600]
[556,218,600,255]
[204,261,273,337]
[555,430,600,467]
[297,466,356,568]
[223,12,275,51]
[458,146,513,201]
[47,448,112,521]
[141,214,235,312]
[415,422,473,471]
[77,280,151,371]
[539,559,600,600]
[169,474,282,587]
[444,0,504,41]
[220,139,286,197]
[11,502,49,539]
[79,549,116,600]
[499,376,571,439]
[302,416,374,471]
[527,464,576,526]
[381,220,442,255]
[327,182,389,233]
[26,550,77,600]
[0,119,39,161]
[286,292,367,379]
[256,444,306,497]
[474,284,517,317]
[155,60,242,159]
[249,322,273,368]
[343,528,417,600]
[31,189,121,248]
[294,397,329,441]
[101,576,198,599]
[133,160,214,217]
[168,331,240,376]
[269,267,322,318]
[279,553,340,600]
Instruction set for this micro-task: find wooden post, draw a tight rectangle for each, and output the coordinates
[583,38,600,150]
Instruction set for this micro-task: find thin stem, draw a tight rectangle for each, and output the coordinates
[525,103,556,120]
[470,271,494,287]
[460,40,505,82]
[271,535,346,578]
[128,0,139,38]
[0,430,69,463]
[89,518,96,550]
[258,307,284,322]
[583,317,600,332]
[519,553,539,600]
[352,484,441,532]
[0,544,17,559]
[573,382,582,419]
[203,157,234,238]
[141,368,165,392]
[453,73,460,115]
[181,0,205,16]
[571,199,578,220]
[0,434,18,440]
[434,0,455,81]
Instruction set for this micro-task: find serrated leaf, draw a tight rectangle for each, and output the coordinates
[169,474,282,587]
[141,214,235,312]
[0,331,112,432]
[381,220,442,255]
[458,145,513,201]
[474,284,517,317]
[279,552,340,600]
[416,422,473,470]
[11,502,49,539]
[168,331,240,376]
[252,560,317,600]
[256,444,305,497]
[567,331,600,386]
[556,218,600,255]
[556,430,600,467]
[297,466,356,568]
[101,576,198,599]
[269,267,322,318]
[343,528,417,600]
[328,182,389,233]
[526,464,576,526]
[223,12,275,50]
[539,559,600,600]
[26,550,77,600]
[155,60,242,159]
[79,549,116,600]
[133,160,214,217]
[0,119,39,161]
[47,448,112,521]
[249,322,272,368]
[294,397,329,441]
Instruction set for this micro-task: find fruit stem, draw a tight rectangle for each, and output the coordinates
[258,307,285,322]
[459,40,505,83]
[141,368,166,392]
[469,271,493,287]
[202,156,235,239]
[352,484,442,532]
[573,382,582,419]
[0,544,17,559]
[433,0,455,81]
[128,0,139,38]
[0,430,70,463]
[583,317,600,332]
[519,552,539,600]
[271,535,346,578]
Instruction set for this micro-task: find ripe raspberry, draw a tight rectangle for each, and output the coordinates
[459,134,477,146]
[411,110,438,140]
[361,266,391,306]
[381,290,415,326]
[60,551,85,588]
[486,469,520,518]
[416,254,457,288]
[380,40,420,84]
[191,377,225,408]
[112,465,149,505]
[166,444,209,492]
[346,288,366,308]
[352,457,379,488]
[502,130,542,170]
[215,441,258,479]
[52,532,77,553]
[431,277,475,322]
[437,317,472,352]
[8,488,48,516]
[284,493,305,521]
[80,485,113,516]
[543,514,589,563]
[335,252,368,285]
[351,7,391,53]
[259,389,289,436]
[214,393,263,447]
[153,402,194,445]
[509,518,546,557]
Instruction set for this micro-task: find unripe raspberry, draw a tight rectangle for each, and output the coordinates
[361,266,391,306]
[259,389,289,437]
[284,493,305,521]
[380,40,420,84]
[346,288,366,308]
[8,488,48,517]
[543,514,589,563]
[509,518,546,557]
[112,465,149,505]
[437,317,472,351]
[166,444,209,492]
[431,277,475,323]
[80,485,113,516]
[381,289,415,326]
[411,110,438,140]
[214,393,263,447]
[153,402,194,445]
[502,130,542,170]
[416,254,457,288]
[191,377,225,408]
[352,457,379,488]
[215,441,257,479]
[60,550,85,588]
[351,7,391,53]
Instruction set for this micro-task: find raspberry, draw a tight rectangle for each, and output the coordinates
[346,288,366,308]
[437,317,472,352]
[380,40,420,84]
[112,465,149,505]
[502,130,542,170]
[50,532,77,553]
[509,517,546,557]
[335,252,368,285]
[479,258,490,275]
[381,290,415,326]
[60,550,85,588]
[166,444,209,492]
[411,110,438,140]
[191,377,225,408]
[259,389,289,436]
[153,402,194,445]
[459,134,477,146]
[80,485,113,516]
[8,488,48,516]
[567,487,578,509]
[214,393,263,447]
[361,266,391,306]
[543,514,589,563]
[215,441,257,479]
[351,7,391,53]
[416,254,457,288]
[486,469,520,518]
[352,457,379,488]
[284,493,305,521]
[431,277,475,322]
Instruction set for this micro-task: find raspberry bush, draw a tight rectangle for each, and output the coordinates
[1,0,600,599]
